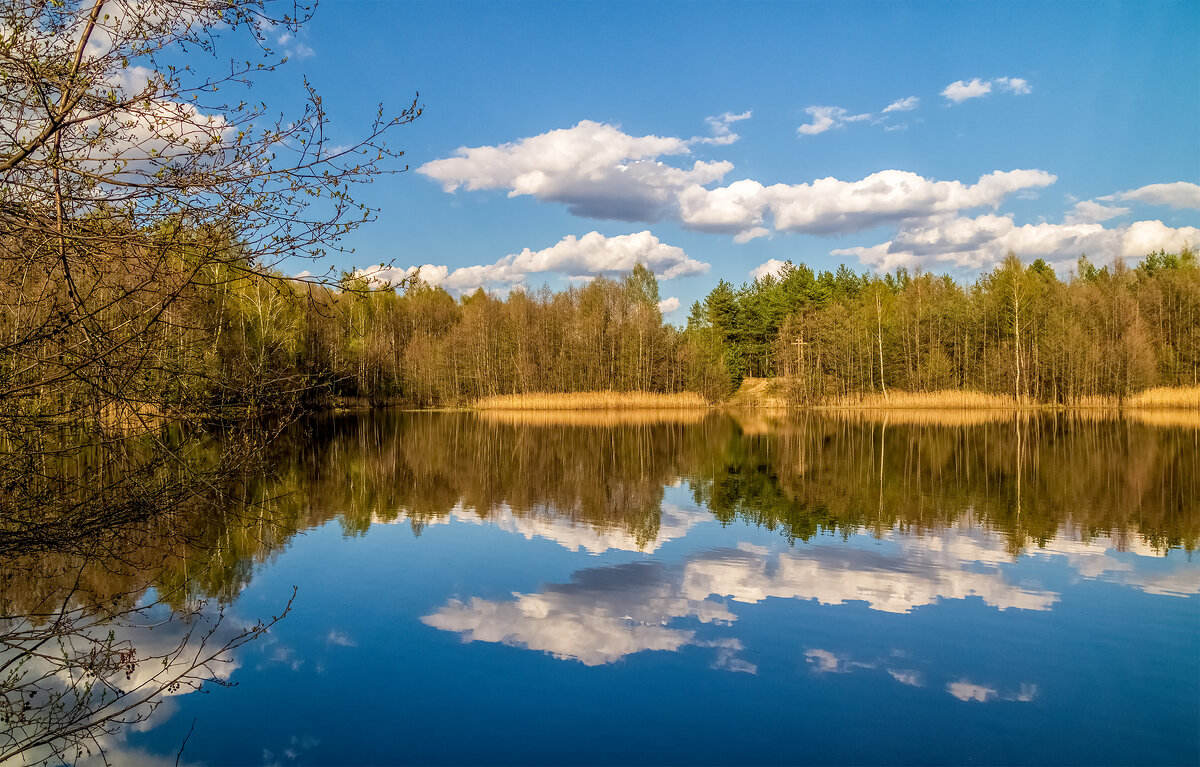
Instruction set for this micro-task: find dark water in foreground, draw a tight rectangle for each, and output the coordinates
[4,411,1199,765]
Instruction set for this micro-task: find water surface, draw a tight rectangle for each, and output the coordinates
[5,411,1198,765]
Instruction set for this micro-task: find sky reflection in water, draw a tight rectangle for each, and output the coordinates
[50,412,1200,765]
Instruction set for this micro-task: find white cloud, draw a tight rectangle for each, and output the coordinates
[421,121,1056,243]
[677,178,769,232]
[797,106,842,136]
[834,214,1200,273]
[353,263,447,289]
[698,110,752,146]
[734,226,770,243]
[942,76,1032,103]
[63,67,235,190]
[767,169,1057,235]
[1064,199,1130,225]
[277,31,315,59]
[1060,180,1198,230]
[1111,181,1200,210]
[797,106,872,136]
[658,296,681,314]
[996,76,1032,95]
[750,259,789,281]
[882,96,920,113]
[495,230,707,282]
[418,120,731,221]
[941,78,992,103]
[355,231,707,296]
[677,169,1056,237]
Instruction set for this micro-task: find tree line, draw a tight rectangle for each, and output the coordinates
[689,250,1199,404]
[224,245,1200,407]
[7,224,1196,418]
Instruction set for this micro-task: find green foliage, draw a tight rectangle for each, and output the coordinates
[215,248,1195,407]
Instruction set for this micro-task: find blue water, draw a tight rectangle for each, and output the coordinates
[44,414,1200,765]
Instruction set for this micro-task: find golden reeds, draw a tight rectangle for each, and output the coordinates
[475,409,710,427]
[818,408,1032,427]
[1125,385,1200,409]
[737,383,1200,412]
[472,385,1200,415]
[472,391,709,411]
[818,390,1029,410]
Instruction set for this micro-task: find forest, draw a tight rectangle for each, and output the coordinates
[15,241,1186,414]
[257,243,1193,407]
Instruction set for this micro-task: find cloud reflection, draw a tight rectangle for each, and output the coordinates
[805,648,876,674]
[947,680,1038,703]
[2,602,249,765]
[422,527,1066,668]
[683,535,1059,613]
[1032,536,1200,597]
[420,514,1192,714]
[385,502,710,555]
[422,562,736,667]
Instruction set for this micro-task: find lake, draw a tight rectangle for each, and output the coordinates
[3,411,1198,765]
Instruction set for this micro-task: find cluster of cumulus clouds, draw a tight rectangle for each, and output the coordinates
[355,75,1197,305]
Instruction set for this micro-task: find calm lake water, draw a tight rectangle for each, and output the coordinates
[6,411,1199,765]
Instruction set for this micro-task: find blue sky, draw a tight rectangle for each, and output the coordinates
[248,0,1199,317]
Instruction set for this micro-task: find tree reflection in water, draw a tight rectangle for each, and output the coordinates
[291,410,1198,555]
[1,410,1195,761]
[0,429,298,765]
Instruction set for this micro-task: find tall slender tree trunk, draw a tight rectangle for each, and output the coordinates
[875,293,887,399]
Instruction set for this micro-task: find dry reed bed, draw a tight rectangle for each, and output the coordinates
[819,390,1034,410]
[473,391,709,411]
[736,407,1200,431]
[816,408,1032,427]
[779,386,1200,411]
[1122,386,1200,409]
[476,409,710,427]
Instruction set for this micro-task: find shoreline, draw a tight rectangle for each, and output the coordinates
[297,386,1200,415]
